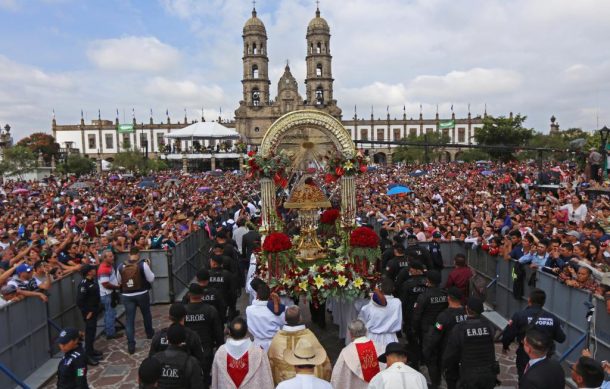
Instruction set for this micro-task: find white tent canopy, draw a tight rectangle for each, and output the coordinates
[164,121,241,140]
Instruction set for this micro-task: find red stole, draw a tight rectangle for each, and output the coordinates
[227,351,249,388]
[355,341,380,382]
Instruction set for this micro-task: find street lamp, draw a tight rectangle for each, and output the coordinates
[600,125,610,180]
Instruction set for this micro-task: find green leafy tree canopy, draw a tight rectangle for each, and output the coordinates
[474,114,534,161]
[16,132,59,163]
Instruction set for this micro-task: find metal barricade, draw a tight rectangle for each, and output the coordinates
[116,250,171,304]
[0,298,49,389]
[46,272,84,355]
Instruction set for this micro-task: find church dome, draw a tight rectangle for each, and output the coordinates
[243,9,266,34]
[307,8,329,32]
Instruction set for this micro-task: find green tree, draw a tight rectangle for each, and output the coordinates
[145,158,168,172]
[474,114,534,161]
[113,149,147,172]
[393,131,450,163]
[1,145,36,178]
[57,155,96,176]
[16,132,59,163]
[458,149,490,162]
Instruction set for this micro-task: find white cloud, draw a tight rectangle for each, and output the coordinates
[87,36,181,72]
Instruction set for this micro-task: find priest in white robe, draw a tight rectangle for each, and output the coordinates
[357,279,402,351]
[245,282,285,351]
[211,317,274,389]
[331,319,385,389]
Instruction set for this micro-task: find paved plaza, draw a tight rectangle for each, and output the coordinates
[41,294,523,388]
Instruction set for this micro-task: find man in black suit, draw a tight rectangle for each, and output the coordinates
[519,329,565,389]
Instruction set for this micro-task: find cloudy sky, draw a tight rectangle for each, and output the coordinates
[0,0,609,140]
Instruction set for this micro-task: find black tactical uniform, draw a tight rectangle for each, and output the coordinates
[184,302,224,386]
[149,325,205,367]
[208,266,236,320]
[443,315,498,389]
[412,286,448,369]
[406,243,433,270]
[501,304,566,378]
[57,345,89,389]
[181,285,226,323]
[76,276,100,357]
[384,255,410,282]
[153,345,204,389]
[428,240,444,271]
[397,272,427,368]
[423,306,467,389]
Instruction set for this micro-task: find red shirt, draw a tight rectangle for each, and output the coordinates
[445,267,473,303]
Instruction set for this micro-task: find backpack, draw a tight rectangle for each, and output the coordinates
[119,260,151,293]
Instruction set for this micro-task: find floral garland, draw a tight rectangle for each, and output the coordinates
[257,261,379,306]
[320,209,340,225]
[262,232,294,278]
[325,150,370,182]
[245,150,292,187]
[349,227,381,275]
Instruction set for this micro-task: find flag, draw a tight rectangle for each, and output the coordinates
[80,109,83,118]
[117,123,134,133]
[419,104,422,113]
[166,109,169,117]
[132,108,135,119]
[451,104,454,112]
[439,119,455,129]
[116,109,119,118]
[52,109,55,119]
[150,108,153,117]
[386,105,389,114]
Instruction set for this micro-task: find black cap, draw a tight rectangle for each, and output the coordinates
[196,268,210,281]
[446,286,463,301]
[378,342,407,363]
[80,264,97,276]
[169,303,186,321]
[426,269,442,285]
[138,357,162,385]
[406,234,418,240]
[188,283,204,296]
[409,261,424,271]
[166,323,186,345]
[57,328,80,344]
[467,296,484,314]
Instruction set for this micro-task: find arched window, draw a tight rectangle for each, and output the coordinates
[252,64,259,79]
[254,127,260,132]
[260,45,264,54]
[253,43,258,54]
[252,88,260,106]
[315,87,324,105]
[310,44,313,54]
[316,63,322,77]
[316,42,321,54]
[246,44,250,54]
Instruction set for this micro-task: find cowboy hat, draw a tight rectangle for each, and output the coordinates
[283,339,327,366]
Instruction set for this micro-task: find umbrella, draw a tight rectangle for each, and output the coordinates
[388,183,406,189]
[387,185,412,196]
[409,170,426,177]
[481,170,494,176]
[70,182,91,190]
[138,181,158,189]
[209,170,223,176]
[367,166,378,172]
[12,188,29,195]
[197,187,212,193]
[164,179,181,187]
[109,175,119,180]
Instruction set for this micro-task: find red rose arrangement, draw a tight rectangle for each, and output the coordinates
[349,227,381,275]
[350,227,380,248]
[245,151,291,188]
[262,232,294,279]
[263,232,293,252]
[326,150,369,179]
[320,209,340,225]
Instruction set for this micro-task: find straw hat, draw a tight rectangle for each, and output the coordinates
[283,339,327,366]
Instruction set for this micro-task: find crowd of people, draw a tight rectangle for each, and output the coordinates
[1,159,610,388]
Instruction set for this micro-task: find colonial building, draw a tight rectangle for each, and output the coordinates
[53,5,489,164]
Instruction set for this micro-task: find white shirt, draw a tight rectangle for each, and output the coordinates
[560,203,588,223]
[358,296,402,335]
[232,226,249,254]
[367,362,427,389]
[245,299,285,351]
[276,373,333,389]
[98,263,119,297]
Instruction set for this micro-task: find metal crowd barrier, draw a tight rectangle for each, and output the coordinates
[466,247,610,364]
[0,229,212,387]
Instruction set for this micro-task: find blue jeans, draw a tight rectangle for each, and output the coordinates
[121,292,154,347]
[101,294,116,336]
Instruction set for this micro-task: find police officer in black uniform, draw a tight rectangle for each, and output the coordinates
[149,303,204,367]
[502,288,566,379]
[412,269,448,370]
[184,283,224,388]
[423,287,467,389]
[429,231,444,271]
[75,264,102,366]
[208,255,236,321]
[152,324,204,389]
[396,260,427,366]
[57,327,89,389]
[406,234,433,270]
[443,297,498,389]
[181,269,225,323]
[384,245,410,282]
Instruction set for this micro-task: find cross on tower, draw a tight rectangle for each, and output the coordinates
[316,0,320,9]
[252,0,256,9]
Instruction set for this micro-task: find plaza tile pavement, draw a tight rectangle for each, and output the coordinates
[41,295,531,388]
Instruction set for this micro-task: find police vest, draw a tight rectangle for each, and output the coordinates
[155,350,189,389]
[460,318,496,373]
